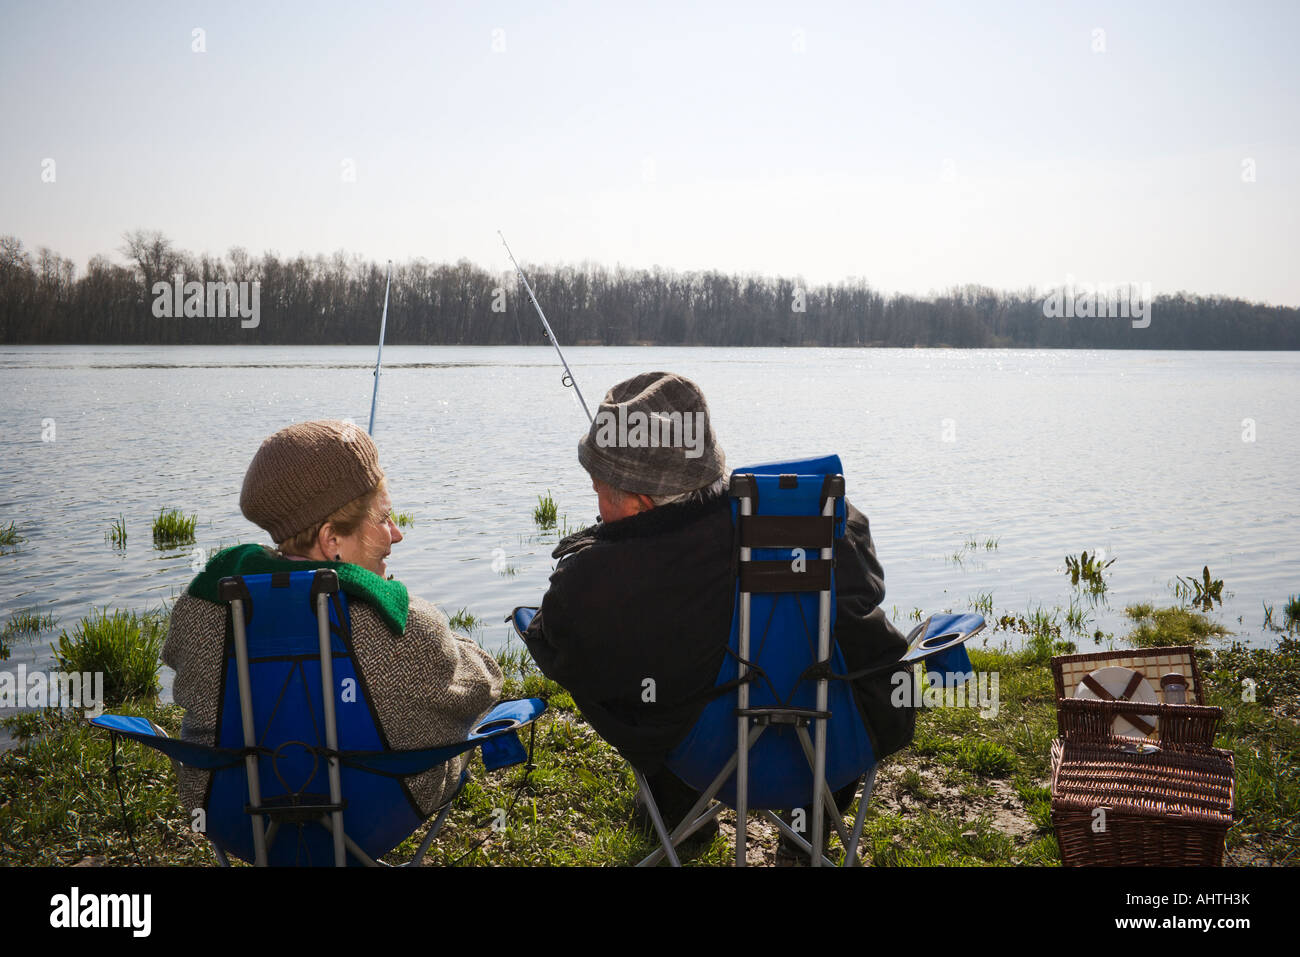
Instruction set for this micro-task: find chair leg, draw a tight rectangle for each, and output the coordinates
[665,801,726,854]
[764,811,837,867]
[637,725,768,867]
[316,815,381,866]
[406,796,458,867]
[633,768,681,867]
[264,821,280,854]
[794,726,856,852]
[842,765,877,867]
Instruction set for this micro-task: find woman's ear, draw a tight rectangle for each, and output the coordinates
[316,522,339,559]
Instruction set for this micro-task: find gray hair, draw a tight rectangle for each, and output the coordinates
[647,476,729,507]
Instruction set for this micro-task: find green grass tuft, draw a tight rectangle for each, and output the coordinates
[0,521,26,552]
[896,768,932,801]
[2,608,59,662]
[151,508,196,547]
[393,511,415,529]
[909,726,950,757]
[1285,595,1300,630]
[3,608,58,641]
[1015,780,1054,832]
[952,739,1015,777]
[1064,595,1093,636]
[533,490,558,530]
[1124,604,1229,649]
[995,605,1069,664]
[447,607,479,632]
[52,609,166,706]
[107,514,127,548]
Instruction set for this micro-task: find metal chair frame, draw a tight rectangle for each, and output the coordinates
[637,471,877,867]
[95,568,543,867]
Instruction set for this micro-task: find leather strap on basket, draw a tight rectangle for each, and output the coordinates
[1080,671,1155,736]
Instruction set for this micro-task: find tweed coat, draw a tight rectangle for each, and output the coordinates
[162,571,502,819]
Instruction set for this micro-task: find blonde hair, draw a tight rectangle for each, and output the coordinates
[277,476,388,556]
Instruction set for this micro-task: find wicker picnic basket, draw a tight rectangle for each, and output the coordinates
[1048,646,1235,866]
[1050,737,1234,866]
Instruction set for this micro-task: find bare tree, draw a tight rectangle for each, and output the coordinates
[119,229,178,290]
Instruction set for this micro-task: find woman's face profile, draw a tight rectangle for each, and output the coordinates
[328,490,403,577]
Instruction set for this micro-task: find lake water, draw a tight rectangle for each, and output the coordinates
[2,346,1298,737]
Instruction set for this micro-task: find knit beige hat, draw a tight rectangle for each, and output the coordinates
[240,420,384,543]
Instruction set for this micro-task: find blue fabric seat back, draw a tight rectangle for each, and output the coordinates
[206,570,423,866]
[667,454,877,809]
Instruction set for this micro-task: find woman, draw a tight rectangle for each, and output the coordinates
[162,419,502,821]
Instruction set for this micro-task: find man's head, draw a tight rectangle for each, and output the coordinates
[578,371,726,521]
[590,477,655,523]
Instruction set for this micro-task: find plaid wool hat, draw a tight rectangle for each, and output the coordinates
[577,371,726,496]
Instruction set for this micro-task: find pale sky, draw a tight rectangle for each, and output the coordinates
[2,0,1297,304]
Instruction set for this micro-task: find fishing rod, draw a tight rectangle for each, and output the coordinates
[499,231,593,424]
[367,260,392,435]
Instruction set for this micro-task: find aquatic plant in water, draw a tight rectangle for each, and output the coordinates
[1174,566,1224,612]
[3,609,58,642]
[1284,595,1300,631]
[533,490,557,530]
[0,521,25,554]
[1065,595,1093,636]
[107,514,127,548]
[152,508,197,547]
[1065,550,1114,594]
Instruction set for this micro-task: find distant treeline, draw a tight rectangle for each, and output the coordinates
[3,231,1298,348]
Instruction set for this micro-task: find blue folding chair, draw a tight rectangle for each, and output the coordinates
[634,454,984,866]
[93,568,545,866]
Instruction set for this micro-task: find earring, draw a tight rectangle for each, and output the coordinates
[334,553,341,561]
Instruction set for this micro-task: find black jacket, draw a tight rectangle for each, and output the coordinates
[523,493,913,775]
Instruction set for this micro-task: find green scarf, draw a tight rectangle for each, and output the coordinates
[187,543,410,634]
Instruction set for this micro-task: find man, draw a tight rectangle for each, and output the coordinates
[522,371,913,839]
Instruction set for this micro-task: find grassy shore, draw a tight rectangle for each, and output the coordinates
[1,606,1296,867]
